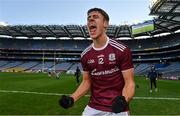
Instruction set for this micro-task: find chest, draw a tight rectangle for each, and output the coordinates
[87,49,120,71]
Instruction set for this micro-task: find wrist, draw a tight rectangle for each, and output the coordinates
[122,95,131,103]
[70,95,77,102]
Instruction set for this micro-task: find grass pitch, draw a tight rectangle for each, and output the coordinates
[0,72,179,115]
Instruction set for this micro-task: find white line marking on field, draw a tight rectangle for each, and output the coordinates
[134,97,180,100]
[0,89,62,96]
[0,89,180,100]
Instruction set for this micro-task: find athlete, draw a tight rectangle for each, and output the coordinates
[59,8,135,115]
[148,66,158,93]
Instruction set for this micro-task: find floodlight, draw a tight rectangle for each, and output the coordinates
[0,22,8,26]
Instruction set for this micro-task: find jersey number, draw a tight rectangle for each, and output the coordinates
[98,58,104,64]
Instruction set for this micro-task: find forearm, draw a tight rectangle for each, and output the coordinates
[122,81,135,102]
[59,72,90,109]
[122,68,135,102]
[71,79,91,102]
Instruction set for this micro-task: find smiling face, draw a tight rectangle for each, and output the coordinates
[87,11,109,40]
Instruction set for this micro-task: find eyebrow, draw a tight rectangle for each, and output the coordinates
[87,14,99,20]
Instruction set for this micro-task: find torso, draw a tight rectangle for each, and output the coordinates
[81,38,133,112]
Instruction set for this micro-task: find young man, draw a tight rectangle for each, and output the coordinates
[59,8,135,115]
[148,66,158,93]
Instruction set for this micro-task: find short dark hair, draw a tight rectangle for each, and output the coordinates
[87,8,109,22]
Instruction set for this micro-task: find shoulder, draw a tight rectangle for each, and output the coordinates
[81,44,93,58]
[109,38,129,52]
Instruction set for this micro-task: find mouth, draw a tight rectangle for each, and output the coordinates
[88,24,97,35]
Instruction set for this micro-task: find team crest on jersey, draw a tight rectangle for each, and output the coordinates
[109,53,115,61]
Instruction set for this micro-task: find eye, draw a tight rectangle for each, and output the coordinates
[87,16,91,21]
[93,15,99,19]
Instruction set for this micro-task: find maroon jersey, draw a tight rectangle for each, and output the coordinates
[81,38,134,112]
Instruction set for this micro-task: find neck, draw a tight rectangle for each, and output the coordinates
[92,34,108,48]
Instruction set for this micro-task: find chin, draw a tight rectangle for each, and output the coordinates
[91,37,98,40]
[90,35,98,39]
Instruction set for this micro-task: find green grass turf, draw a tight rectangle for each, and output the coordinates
[0,72,179,115]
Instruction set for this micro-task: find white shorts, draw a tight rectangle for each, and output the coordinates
[82,105,129,116]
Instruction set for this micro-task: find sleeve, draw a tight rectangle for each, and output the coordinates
[80,55,89,71]
[119,47,134,71]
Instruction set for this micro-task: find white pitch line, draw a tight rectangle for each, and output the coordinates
[134,96,180,100]
[0,89,180,100]
[0,89,62,96]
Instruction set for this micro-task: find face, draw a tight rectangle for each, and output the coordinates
[87,11,108,39]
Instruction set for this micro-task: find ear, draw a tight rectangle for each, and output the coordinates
[104,20,109,29]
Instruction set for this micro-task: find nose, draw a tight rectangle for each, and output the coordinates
[88,16,94,22]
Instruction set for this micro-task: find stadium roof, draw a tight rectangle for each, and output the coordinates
[0,0,180,39]
[149,0,180,36]
[0,25,132,39]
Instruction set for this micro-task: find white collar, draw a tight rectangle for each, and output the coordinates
[92,37,109,51]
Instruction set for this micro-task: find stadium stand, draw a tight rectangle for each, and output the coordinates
[0,35,179,80]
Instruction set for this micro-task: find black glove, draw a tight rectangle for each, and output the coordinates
[59,95,74,109]
[111,96,128,113]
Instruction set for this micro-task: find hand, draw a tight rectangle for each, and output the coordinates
[111,96,128,113]
[59,95,74,109]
